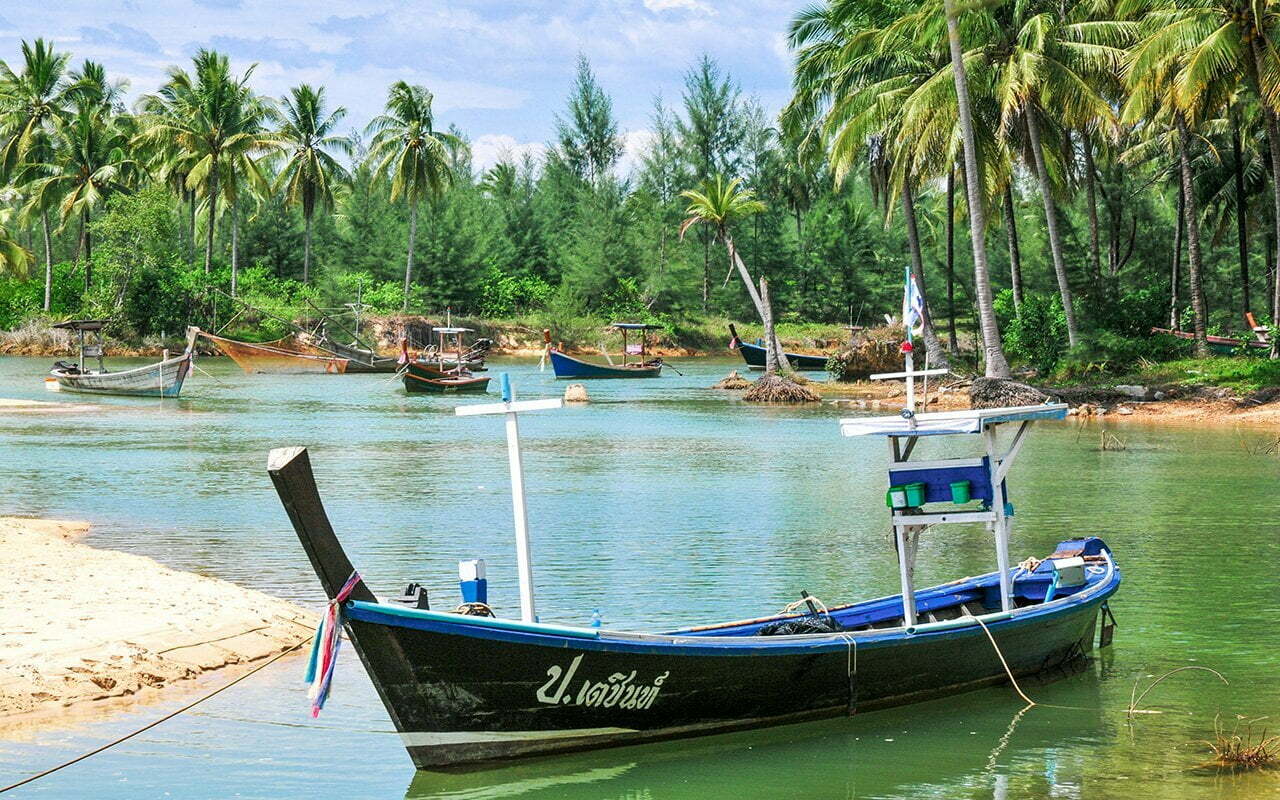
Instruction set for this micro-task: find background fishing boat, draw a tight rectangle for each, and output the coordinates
[728,324,829,371]
[1151,327,1270,355]
[549,323,664,379]
[401,327,491,393]
[48,322,198,398]
[198,330,348,374]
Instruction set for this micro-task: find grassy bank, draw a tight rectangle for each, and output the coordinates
[0,313,856,358]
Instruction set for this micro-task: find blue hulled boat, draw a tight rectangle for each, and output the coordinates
[548,323,664,379]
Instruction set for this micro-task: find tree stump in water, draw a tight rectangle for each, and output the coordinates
[711,371,751,390]
[969,378,1056,409]
[743,373,821,403]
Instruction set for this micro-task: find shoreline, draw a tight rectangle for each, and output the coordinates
[0,517,316,732]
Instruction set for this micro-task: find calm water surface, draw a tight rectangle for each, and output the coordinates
[0,355,1277,799]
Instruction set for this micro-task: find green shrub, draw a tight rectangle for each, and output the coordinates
[995,289,1068,374]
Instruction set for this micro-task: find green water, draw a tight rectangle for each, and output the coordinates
[0,355,1277,799]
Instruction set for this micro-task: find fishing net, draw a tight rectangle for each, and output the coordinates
[756,614,845,636]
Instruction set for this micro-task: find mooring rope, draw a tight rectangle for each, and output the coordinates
[0,636,312,795]
[971,614,1038,707]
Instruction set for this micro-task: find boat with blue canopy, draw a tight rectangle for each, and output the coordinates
[268,364,1120,770]
[548,323,664,379]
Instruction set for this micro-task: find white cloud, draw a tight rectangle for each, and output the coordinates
[470,133,546,172]
[643,0,713,13]
[617,127,655,178]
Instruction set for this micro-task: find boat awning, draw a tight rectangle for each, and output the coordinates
[434,327,472,334]
[610,323,662,330]
[839,404,1068,438]
[52,319,108,331]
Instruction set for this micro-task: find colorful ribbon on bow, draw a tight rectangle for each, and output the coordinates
[304,571,361,717]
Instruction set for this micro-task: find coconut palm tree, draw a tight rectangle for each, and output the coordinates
[136,50,262,273]
[787,0,952,368]
[269,84,352,284]
[0,204,33,276]
[23,106,138,290]
[0,38,71,309]
[366,81,459,311]
[679,174,790,373]
[944,0,1011,377]
[1122,15,1222,356]
[987,3,1131,347]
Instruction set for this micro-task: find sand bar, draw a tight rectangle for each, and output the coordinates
[0,517,316,729]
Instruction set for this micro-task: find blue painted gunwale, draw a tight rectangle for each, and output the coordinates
[548,349,662,379]
[345,554,1119,658]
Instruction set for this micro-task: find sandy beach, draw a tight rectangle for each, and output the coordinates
[0,517,316,729]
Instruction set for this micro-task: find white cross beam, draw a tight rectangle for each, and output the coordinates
[456,375,562,622]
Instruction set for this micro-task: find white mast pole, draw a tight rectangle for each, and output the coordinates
[456,375,562,623]
[503,378,537,622]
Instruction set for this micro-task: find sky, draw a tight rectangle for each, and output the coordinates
[1,1,807,173]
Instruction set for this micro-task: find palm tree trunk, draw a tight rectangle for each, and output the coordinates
[231,197,239,297]
[725,233,787,371]
[944,0,1010,378]
[1170,179,1184,330]
[702,235,710,312]
[205,165,218,274]
[1177,116,1209,356]
[946,169,958,350]
[1003,185,1024,313]
[303,211,312,284]
[1025,106,1079,346]
[901,178,949,367]
[1232,115,1250,314]
[81,210,91,292]
[1244,26,1280,355]
[403,201,417,312]
[760,277,778,376]
[41,211,52,312]
[188,188,196,265]
[1082,131,1101,285]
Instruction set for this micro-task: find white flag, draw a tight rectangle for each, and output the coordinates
[902,266,925,338]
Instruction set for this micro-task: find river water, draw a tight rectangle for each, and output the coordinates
[0,355,1277,799]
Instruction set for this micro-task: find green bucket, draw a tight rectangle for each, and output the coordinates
[885,486,910,509]
[904,482,927,507]
[950,480,971,504]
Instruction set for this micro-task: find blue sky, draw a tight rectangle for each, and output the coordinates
[1,1,806,172]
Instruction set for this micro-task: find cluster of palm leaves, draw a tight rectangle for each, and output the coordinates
[786,0,1280,371]
[0,40,455,313]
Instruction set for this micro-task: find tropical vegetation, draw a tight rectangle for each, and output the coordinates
[2,10,1280,382]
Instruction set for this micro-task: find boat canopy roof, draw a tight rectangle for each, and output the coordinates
[435,327,472,334]
[52,319,108,331]
[610,322,661,330]
[839,403,1068,438]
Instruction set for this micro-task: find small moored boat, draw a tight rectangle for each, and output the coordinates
[198,329,348,374]
[549,323,663,379]
[48,322,198,398]
[729,324,830,371]
[401,327,491,394]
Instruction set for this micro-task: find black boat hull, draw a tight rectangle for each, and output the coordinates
[735,340,829,371]
[345,598,1100,769]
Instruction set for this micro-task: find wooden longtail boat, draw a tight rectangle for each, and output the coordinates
[198,329,348,374]
[48,323,198,398]
[549,323,663,379]
[401,327,491,393]
[267,398,1119,771]
[729,324,829,371]
[297,333,400,373]
[1151,327,1269,355]
[403,362,491,393]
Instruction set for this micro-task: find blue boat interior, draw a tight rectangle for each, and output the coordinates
[670,537,1111,638]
